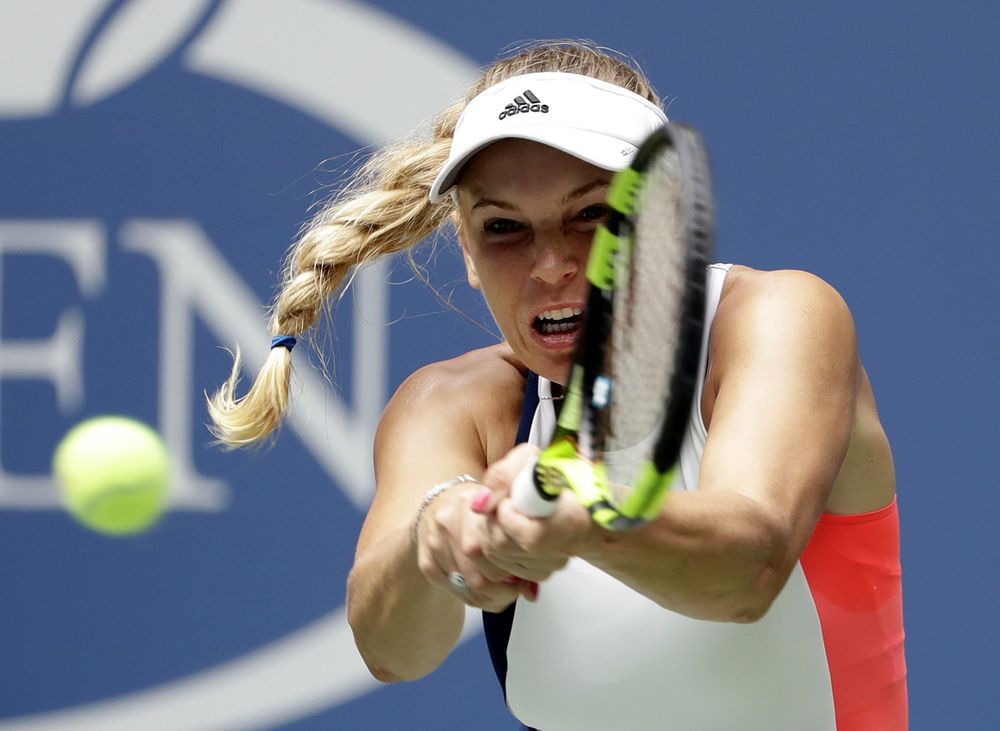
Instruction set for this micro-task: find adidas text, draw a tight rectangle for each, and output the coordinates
[498,90,549,120]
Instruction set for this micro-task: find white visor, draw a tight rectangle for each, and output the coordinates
[428,71,668,203]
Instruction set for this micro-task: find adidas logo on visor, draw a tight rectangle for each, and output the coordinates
[498,89,549,120]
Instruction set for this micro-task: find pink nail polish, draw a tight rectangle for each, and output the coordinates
[529,581,539,601]
[471,487,491,512]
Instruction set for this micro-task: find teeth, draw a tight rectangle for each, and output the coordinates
[536,307,583,335]
[540,321,576,334]
[539,307,582,322]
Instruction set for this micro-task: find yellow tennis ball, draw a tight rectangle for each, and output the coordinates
[52,416,170,536]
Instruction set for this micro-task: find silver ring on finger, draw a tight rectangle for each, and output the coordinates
[448,571,471,597]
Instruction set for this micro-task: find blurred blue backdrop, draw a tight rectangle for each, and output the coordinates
[1,1,996,728]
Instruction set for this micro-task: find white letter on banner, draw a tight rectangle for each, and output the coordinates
[0,220,103,506]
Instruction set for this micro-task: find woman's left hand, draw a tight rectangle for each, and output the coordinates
[470,444,596,583]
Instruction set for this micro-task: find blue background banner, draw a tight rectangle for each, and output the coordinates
[1,1,996,728]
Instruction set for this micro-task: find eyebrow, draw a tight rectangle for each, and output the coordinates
[470,178,610,211]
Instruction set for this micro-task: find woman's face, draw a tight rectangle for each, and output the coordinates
[455,139,613,383]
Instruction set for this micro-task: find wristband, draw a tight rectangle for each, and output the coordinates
[412,474,478,544]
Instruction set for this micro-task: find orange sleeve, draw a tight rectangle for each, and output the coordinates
[800,499,909,730]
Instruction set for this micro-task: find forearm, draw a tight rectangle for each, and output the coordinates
[578,489,790,623]
[347,526,464,682]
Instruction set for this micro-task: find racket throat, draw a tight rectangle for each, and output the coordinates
[589,463,674,531]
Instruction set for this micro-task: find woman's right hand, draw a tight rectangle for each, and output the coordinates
[414,481,538,613]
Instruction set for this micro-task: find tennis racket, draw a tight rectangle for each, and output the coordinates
[511,122,714,530]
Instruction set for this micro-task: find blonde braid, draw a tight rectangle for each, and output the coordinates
[208,40,661,448]
[208,103,462,446]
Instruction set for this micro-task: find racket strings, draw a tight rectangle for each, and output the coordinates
[603,150,685,495]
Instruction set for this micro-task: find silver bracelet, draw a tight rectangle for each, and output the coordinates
[412,474,478,544]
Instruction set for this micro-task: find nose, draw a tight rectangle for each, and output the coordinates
[530,229,582,286]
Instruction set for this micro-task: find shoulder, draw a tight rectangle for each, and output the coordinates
[713,265,856,353]
[391,343,526,408]
[703,266,859,416]
[719,265,852,319]
[377,343,527,463]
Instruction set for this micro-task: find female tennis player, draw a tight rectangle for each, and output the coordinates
[210,41,907,730]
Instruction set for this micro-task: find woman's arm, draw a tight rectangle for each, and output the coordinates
[478,269,877,622]
[347,348,527,681]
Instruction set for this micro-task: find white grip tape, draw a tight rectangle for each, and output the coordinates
[511,457,558,518]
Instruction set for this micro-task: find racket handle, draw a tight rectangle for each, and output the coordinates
[511,458,558,518]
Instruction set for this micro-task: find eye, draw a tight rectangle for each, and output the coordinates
[484,218,525,235]
[577,204,610,223]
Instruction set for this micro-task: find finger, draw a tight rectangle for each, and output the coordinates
[419,489,543,607]
[477,519,565,581]
[480,443,541,500]
[472,576,537,610]
[457,513,520,582]
[445,565,524,612]
[470,485,495,515]
[438,531,539,607]
[488,552,564,582]
[519,580,540,602]
[494,490,592,554]
[479,587,526,613]
[450,550,506,600]
[471,552,516,583]
[455,532,543,588]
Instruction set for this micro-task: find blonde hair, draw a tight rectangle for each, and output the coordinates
[208,40,661,446]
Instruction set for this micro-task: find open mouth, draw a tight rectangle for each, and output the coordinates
[532,306,584,336]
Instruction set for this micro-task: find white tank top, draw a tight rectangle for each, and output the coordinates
[510,263,838,730]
